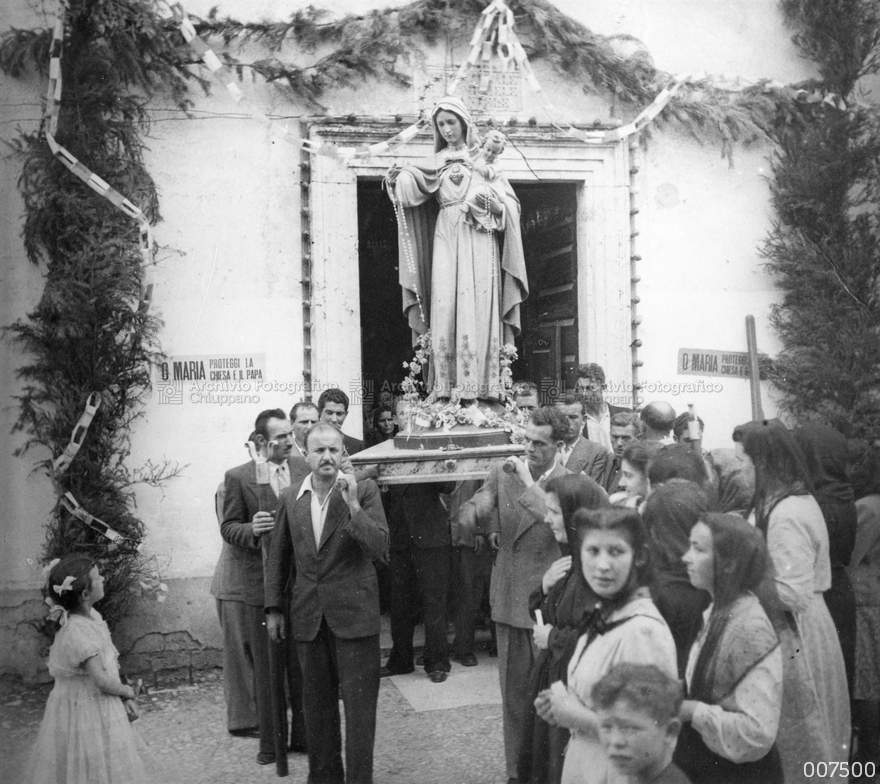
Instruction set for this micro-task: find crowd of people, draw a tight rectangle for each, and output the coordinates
[22,362,880,784]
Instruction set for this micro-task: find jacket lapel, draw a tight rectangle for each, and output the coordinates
[318,490,349,551]
[514,462,566,541]
[293,489,318,557]
[566,439,586,474]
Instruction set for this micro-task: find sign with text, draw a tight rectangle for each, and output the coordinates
[158,353,266,384]
[677,349,757,379]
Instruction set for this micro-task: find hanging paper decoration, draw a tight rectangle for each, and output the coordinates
[52,392,101,476]
[166,0,703,159]
[45,5,154,312]
[167,2,430,161]
[59,493,124,544]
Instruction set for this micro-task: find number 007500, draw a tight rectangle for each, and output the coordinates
[803,761,875,778]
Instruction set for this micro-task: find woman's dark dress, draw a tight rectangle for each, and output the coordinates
[516,562,595,784]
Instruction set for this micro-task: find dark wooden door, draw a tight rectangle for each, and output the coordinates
[514,184,579,401]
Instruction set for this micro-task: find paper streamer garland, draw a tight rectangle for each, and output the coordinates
[59,492,124,544]
[439,0,846,142]
[448,0,689,144]
[685,72,847,110]
[166,1,430,161]
[165,0,713,159]
[52,392,101,475]
[50,396,130,549]
[45,5,154,313]
[43,6,160,557]
[60,488,167,597]
[165,0,850,162]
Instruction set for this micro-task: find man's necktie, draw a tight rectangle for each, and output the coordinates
[271,463,290,497]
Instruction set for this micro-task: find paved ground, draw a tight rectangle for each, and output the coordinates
[1,647,507,784]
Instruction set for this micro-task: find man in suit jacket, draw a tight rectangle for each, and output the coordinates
[318,388,383,485]
[575,363,632,452]
[460,407,569,782]
[383,481,455,681]
[317,387,364,455]
[210,432,258,737]
[289,400,318,483]
[555,394,611,485]
[603,411,641,494]
[210,409,305,764]
[266,423,388,784]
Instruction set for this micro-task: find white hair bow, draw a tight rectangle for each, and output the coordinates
[44,596,69,627]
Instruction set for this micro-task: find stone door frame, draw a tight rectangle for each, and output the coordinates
[306,121,632,429]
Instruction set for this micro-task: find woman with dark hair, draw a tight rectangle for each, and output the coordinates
[609,440,663,508]
[647,444,710,489]
[847,441,880,767]
[733,419,850,782]
[534,508,677,784]
[642,479,713,676]
[518,474,608,784]
[365,404,397,448]
[675,512,783,784]
[793,423,857,692]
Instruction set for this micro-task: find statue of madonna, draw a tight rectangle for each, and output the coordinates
[386,96,528,401]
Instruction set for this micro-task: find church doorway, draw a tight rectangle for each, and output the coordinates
[357,179,413,419]
[515,183,580,400]
[357,179,580,425]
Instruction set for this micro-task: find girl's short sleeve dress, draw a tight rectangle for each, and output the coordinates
[25,610,150,784]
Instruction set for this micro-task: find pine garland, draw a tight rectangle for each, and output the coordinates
[192,0,780,147]
[3,0,806,149]
[762,0,880,438]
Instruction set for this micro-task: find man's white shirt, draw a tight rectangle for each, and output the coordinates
[297,473,334,547]
[585,405,612,452]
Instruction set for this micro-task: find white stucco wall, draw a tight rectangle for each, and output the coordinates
[0,0,825,674]
[0,66,58,594]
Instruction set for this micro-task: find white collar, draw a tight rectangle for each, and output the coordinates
[585,402,609,422]
[296,473,314,500]
[296,472,335,501]
[536,459,558,484]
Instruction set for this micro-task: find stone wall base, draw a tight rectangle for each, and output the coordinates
[1,576,223,685]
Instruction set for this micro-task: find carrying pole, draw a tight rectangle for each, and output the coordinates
[745,315,764,421]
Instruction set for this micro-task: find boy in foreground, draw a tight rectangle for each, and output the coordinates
[592,663,691,784]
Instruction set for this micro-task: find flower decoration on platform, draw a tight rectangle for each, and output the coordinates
[499,343,517,396]
[401,330,432,405]
[398,338,526,442]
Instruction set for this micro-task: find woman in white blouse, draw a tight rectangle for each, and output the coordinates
[534,507,677,784]
[676,512,783,783]
[733,420,851,783]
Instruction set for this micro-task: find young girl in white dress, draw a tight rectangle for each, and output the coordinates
[25,553,150,784]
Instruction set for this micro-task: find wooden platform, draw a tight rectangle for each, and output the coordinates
[349,438,525,484]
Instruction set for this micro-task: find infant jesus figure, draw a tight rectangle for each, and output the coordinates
[463,129,508,233]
